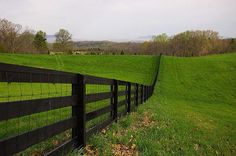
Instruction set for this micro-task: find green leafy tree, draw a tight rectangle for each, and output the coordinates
[33,30,47,53]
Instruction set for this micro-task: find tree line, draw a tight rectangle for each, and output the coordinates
[0,18,74,54]
[74,41,141,55]
[0,18,235,56]
[141,31,236,56]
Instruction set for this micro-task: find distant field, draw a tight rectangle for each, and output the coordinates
[89,53,236,155]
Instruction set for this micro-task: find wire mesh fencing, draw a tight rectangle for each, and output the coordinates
[0,63,77,155]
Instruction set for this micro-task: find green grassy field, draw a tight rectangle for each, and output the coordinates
[0,53,158,155]
[87,53,236,156]
[0,53,235,155]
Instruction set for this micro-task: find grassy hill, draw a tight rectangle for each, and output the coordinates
[0,53,157,85]
[0,53,235,155]
[87,53,236,156]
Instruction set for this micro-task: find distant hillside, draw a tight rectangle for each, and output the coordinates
[88,53,236,155]
[75,41,142,54]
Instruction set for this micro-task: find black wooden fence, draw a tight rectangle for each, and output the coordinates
[0,55,161,155]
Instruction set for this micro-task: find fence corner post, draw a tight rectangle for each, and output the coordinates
[72,74,86,149]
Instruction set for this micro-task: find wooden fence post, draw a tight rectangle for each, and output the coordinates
[127,82,131,113]
[146,86,148,100]
[135,84,138,107]
[146,86,148,99]
[149,87,150,98]
[72,75,79,148]
[144,86,146,102]
[113,80,118,122]
[143,85,145,102]
[141,85,143,104]
[149,87,151,97]
[72,74,86,148]
[110,84,114,117]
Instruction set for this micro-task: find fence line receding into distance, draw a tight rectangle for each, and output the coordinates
[0,54,161,155]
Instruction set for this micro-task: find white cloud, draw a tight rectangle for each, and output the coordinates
[0,0,235,40]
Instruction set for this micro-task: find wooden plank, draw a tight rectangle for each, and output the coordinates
[84,75,114,85]
[0,96,77,122]
[0,63,77,83]
[118,81,128,85]
[0,63,74,75]
[85,92,112,103]
[0,117,77,156]
[0,71,77,84]
[45,137,78,156]
[86,105,111,121]
[86,118,113,137]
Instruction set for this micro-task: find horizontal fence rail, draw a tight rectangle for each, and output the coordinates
[0,54,161,156]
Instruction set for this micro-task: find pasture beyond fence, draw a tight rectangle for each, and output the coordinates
[0,55,161,155]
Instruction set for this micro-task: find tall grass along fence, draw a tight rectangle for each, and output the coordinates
[0,55,161,155]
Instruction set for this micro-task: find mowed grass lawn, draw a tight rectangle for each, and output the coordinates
[0,53,158,155]
[87,53,236,156]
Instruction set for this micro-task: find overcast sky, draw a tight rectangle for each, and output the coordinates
[0,0,236,41]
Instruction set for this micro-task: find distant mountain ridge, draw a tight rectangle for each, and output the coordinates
[46,35,151,43]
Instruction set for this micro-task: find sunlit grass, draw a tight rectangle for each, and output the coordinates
[88,53,236,155]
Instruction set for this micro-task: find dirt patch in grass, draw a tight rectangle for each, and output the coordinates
[85,145,99,156]
[141,111,155,127]
[31,152,42,156]
[109,111,156,155]
[111,143,137,156]
[194,143,200,151]
[131,111,156,130]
